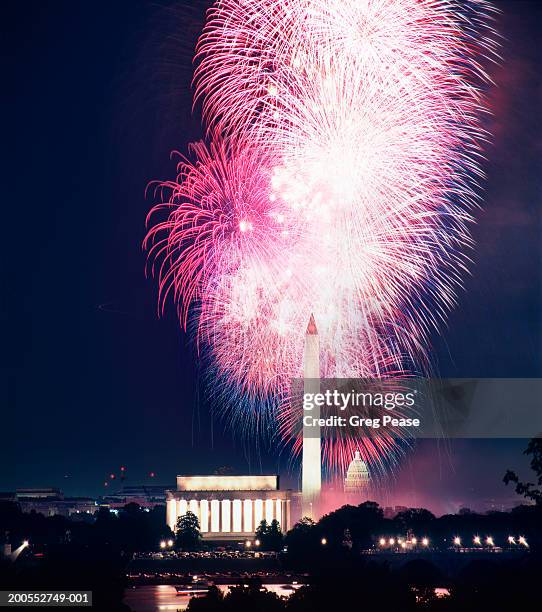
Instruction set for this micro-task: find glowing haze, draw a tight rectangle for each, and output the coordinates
[145,0,498,474]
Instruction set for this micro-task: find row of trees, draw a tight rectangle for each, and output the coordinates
[175,514,284,551]
[177,500,541,560]
[0,503,162,610]
[279,438,542,566]
[0,502,172,553]
[285,502,541,563]
[185,556,542,612]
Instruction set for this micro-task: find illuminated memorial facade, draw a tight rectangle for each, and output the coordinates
[166,475,292,540]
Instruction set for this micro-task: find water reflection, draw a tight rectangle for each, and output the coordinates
[124,583,299,611]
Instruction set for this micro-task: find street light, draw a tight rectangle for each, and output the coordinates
[518,536,528,547]
[245,540,252,548]
[321,538,327,545]
[508,536,515,545]
[422,538,429,547]
[411,537,417,545]
[379,538,386,547]
[159,541,166,549]
[486,536,494,546]
[255,539,261,547]
[22,540,29,548]
[167,539,174,548]
[453,537,461,546]
[473,536,481,545]
[389,538,395,546]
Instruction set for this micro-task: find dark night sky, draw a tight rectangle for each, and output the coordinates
[2,1,541,514]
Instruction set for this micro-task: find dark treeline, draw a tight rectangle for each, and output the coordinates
[0,502,172,611]
[284,501,541,563]
[0,502,172,553]
[2,500,540,557]
[1,499,541,610]
[0,544,128,611]
[186,556,542,611]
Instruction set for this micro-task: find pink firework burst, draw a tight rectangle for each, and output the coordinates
[145,0,498,475]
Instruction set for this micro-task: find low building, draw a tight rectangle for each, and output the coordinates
[100,484,172,510]
[13,490,97,517]
[16,488,63,499]
[166,475,292,541]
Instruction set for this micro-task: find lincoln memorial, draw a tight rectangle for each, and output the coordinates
[166,475,292,540]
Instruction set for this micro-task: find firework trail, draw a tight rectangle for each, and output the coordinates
[145,0,498,475]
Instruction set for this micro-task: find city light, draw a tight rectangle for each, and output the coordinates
[372,532,534,554]
[370,531,536,555]
[321,538,327,546]
[372,535,529,552]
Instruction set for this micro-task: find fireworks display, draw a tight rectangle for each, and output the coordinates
[145,0,498,475]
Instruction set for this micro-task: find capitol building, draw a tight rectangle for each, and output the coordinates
[344,450,370,495]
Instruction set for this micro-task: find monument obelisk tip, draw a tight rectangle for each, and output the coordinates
[302,312,321,520]
[306,313,318,335]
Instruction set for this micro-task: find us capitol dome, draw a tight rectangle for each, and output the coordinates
[344,450,370,494]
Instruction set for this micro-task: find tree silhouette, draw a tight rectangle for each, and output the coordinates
[504,438,542,505]
[394,508,435,534]
[255,519,283,551]
[187,585,224,611]
[317,501,384,550]
[176,510,201,550]
[223,579,283,612]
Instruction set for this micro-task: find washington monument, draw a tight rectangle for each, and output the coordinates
[301,313,322,519]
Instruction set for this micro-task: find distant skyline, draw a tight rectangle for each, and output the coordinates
[3,1,541,512]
